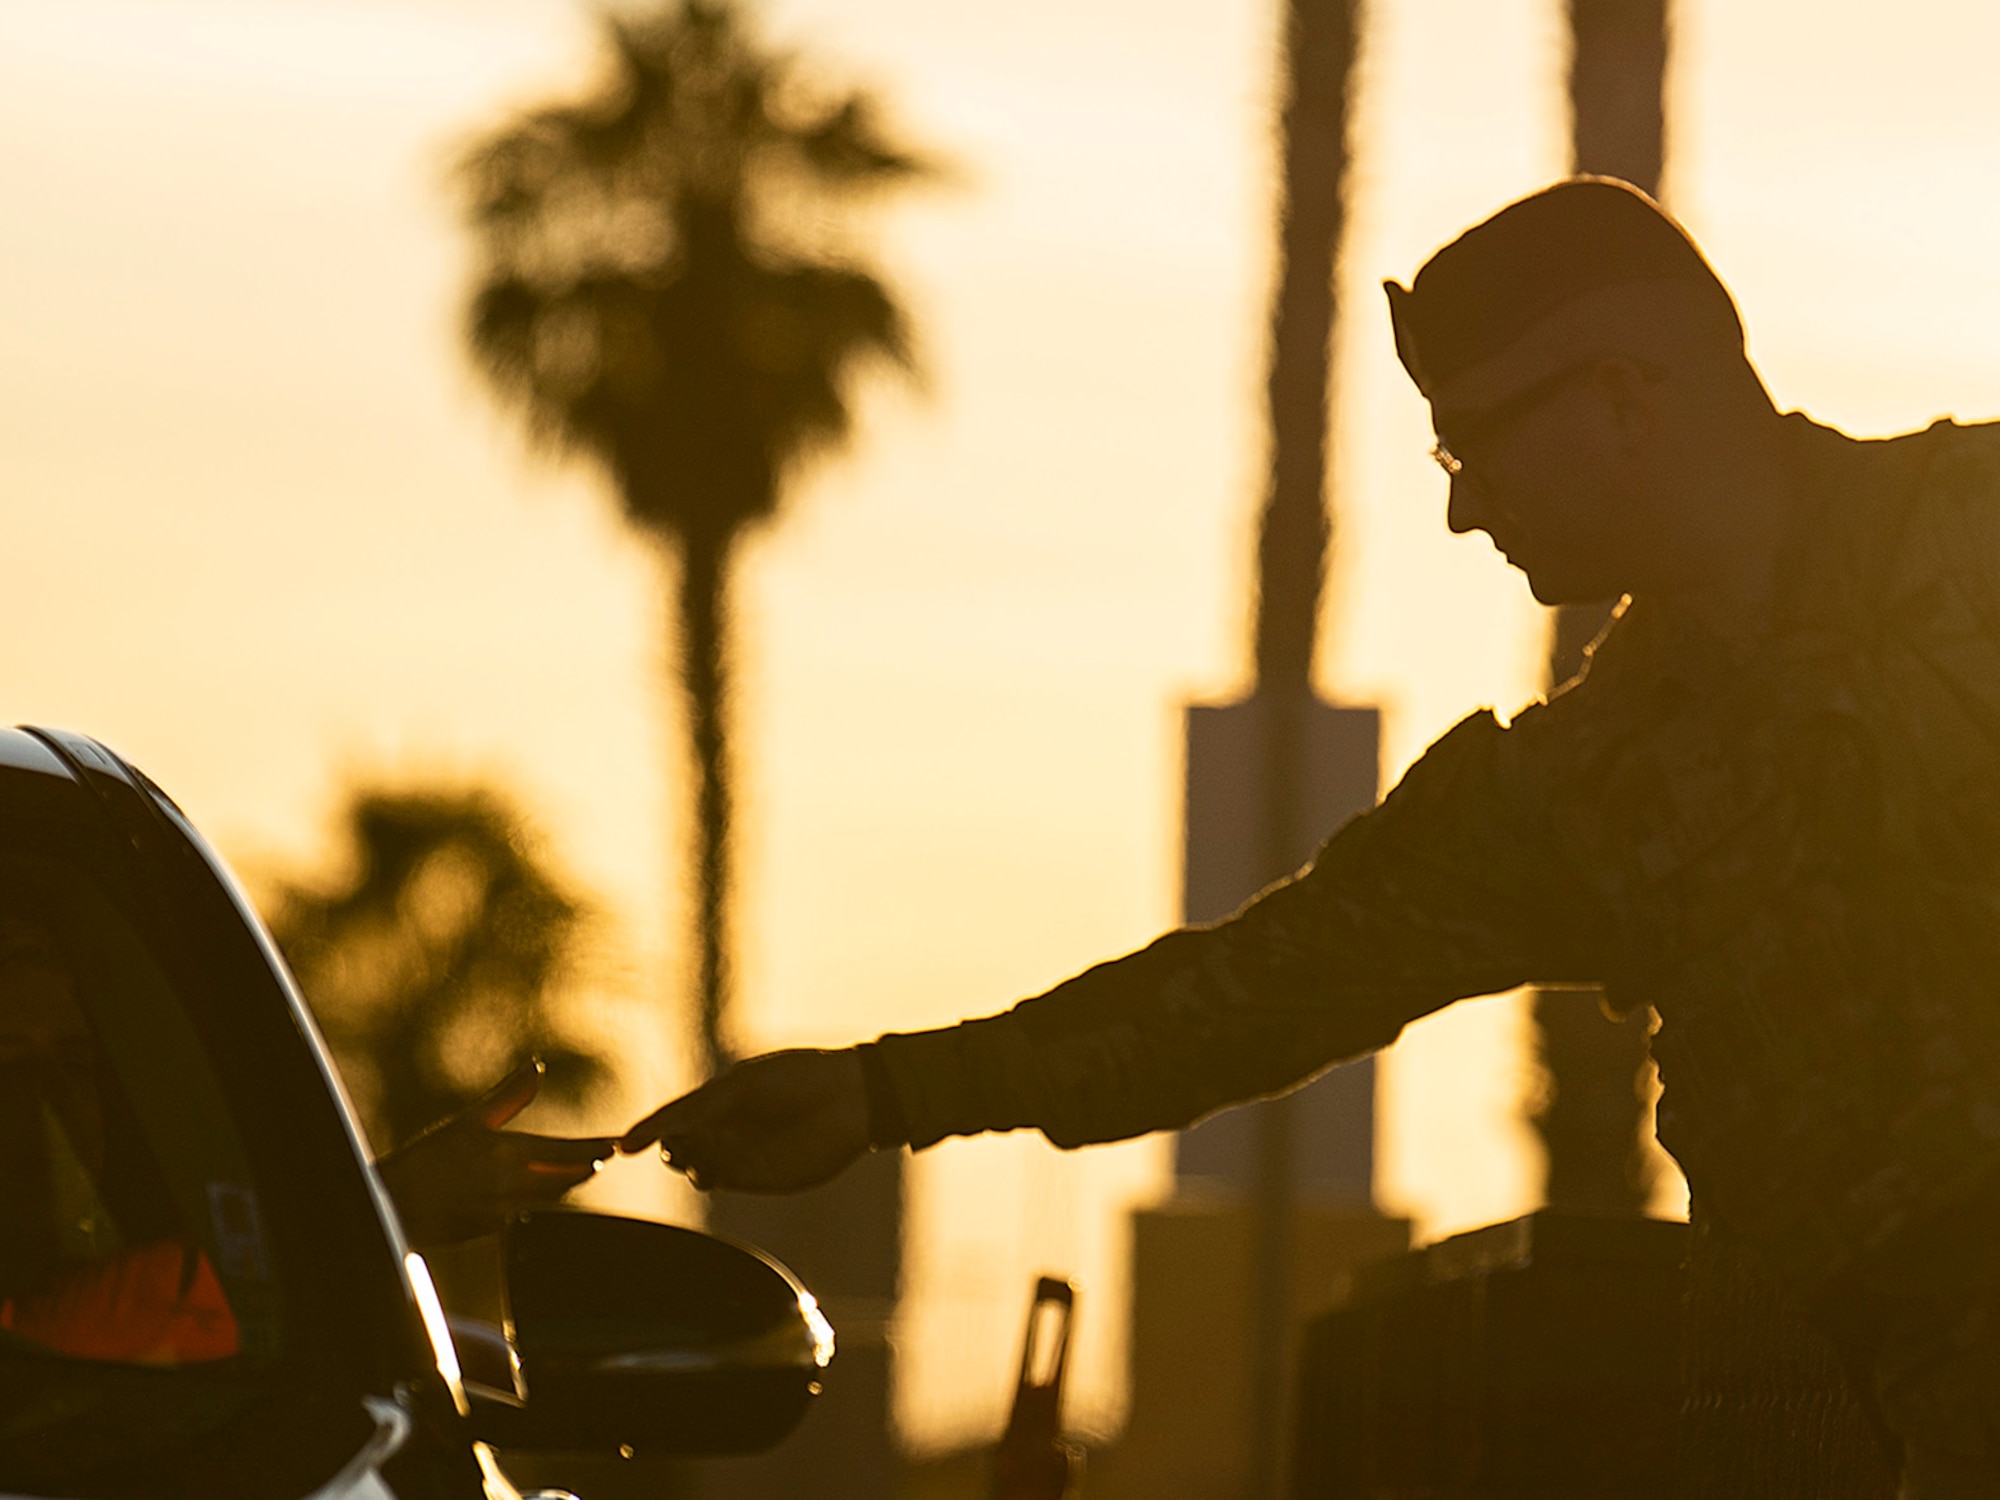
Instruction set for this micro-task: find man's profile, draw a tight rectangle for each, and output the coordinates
[618,179,2000,1493]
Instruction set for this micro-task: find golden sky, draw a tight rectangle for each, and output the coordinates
[5,0,2000,1450]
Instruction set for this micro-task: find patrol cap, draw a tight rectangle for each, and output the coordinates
[1384,177,1743,399]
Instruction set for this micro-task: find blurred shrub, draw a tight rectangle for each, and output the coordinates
[264,786,608,1154]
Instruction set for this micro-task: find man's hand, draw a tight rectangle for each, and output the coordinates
[617,1048,870,1194]
[376,1059,613,1247]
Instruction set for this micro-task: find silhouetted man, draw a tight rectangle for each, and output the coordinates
[622,179,2000,1495]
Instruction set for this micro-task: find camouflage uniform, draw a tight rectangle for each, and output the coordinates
[874,413,2000,1312]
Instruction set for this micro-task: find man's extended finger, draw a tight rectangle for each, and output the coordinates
[618,1095,701,1154]
[514,1134,616,1169]
[524,1163,600,1182]
[501,1143,610,1199]
[486,1134,612,1198]
[473,1056,545,1130]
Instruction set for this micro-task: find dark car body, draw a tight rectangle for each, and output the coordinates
[0,728,825,1499]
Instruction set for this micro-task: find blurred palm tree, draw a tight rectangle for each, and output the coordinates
[457,0,930,1075]
[266,787,607,1155]
[1243,3,1360,1495]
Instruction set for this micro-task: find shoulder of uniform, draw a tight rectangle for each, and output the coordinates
[1846,417,2000,624]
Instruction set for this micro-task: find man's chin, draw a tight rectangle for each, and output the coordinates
[1519,566,1613,609]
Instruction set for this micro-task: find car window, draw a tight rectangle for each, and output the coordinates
[0,851,283,1477]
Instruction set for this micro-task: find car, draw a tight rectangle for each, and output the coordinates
[0,727,831,1499]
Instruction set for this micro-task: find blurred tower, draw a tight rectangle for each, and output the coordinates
[1109,4,1409,1497]
[1107,700,1407,1500]
[1528,0,1673,1221]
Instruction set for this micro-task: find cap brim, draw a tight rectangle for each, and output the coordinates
[1383,280,1430,395]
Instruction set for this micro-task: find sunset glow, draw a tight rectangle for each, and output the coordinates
[5,0,1999,1449]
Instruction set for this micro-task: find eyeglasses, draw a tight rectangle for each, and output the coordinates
[1428,362,1595,479]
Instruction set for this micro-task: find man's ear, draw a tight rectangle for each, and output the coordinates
[1590,355,1664,449]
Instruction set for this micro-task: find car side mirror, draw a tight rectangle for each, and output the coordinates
[472,1210,833,1457]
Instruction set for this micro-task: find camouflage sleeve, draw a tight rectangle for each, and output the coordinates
[871,704,1610,1151]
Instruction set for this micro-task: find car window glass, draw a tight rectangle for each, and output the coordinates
[0,851,282,1477]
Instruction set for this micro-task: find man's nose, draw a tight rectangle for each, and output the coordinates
[1445,472,1490,536]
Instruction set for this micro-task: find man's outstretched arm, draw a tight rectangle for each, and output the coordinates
[624,706,1608,1192]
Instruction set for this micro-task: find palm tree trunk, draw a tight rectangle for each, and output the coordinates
[1247,3,1359,1495]
[678,528,736,1078]
[1253,0,1351,698]
[1531,0,1672,1219]
[1568,0,1667,193]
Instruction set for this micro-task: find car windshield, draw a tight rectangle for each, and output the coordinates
[0,849,282,1481]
